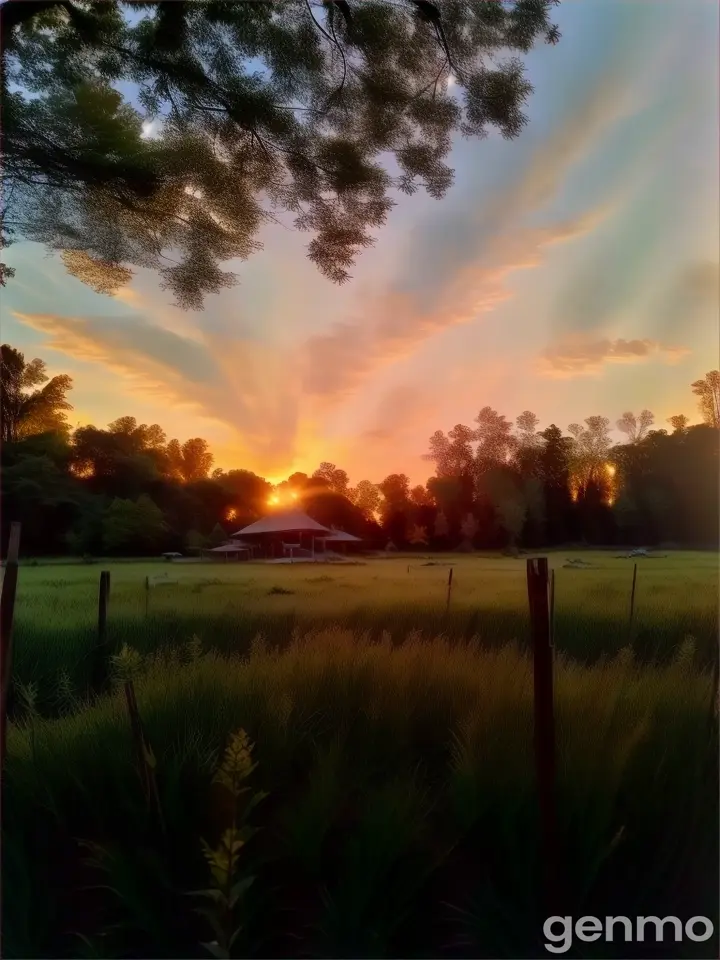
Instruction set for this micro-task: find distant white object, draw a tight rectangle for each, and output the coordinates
[629,548,648,557]
[161,551,183,558]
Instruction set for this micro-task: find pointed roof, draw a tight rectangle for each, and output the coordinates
[233,510,330,536]
[205,542,250,552]
[319,528,362,542]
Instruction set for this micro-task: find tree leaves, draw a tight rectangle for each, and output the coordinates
[2,0,561,308]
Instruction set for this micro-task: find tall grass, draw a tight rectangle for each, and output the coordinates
[9,555,719,715]
[4,628,717,959]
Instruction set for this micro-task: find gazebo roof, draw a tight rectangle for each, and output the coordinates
[319,529,362,542]
[205,542,250,553]
[233,510,330,536]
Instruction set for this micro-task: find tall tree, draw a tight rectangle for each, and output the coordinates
[473,407,517,481]
[312,462,350,496]
[209,522,228,548]
[616,409,654,443]
[102,493,166,553]
[348,479,381,518]
[0,343,73,443]
[514,409,543,476]
[166,437,214,482]
[458,512,478,551]
[433,509,449,542]
[1,0,561,307]
[567,415,613,499]
[667,414,689,434]
[181,438,214,482]
[378,473,411,511]
[409,484,431,507]
[539,424,572,543]
[691,371,720,428]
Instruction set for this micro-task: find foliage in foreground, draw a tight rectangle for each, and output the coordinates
[3,629,717,958]
[2,0,560,306]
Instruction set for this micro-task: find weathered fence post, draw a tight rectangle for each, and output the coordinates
[445,567,454,616]
[1,522,22,770]
[549,568,556,646]
[628,563,638,636]
[145,575,150,618]
[92,571,111,691]
[526,557,559,914]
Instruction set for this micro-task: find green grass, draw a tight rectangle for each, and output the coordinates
[10,551,719,714]
[4,551,718,957]
[4,628,717,959]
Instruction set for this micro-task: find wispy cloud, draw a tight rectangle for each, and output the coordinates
[653,261,720,338]
[12,310,302,473]
[538,336,690,378]
[9,57,641,473]
[359,383,439,445]
[299,52,655,406]
[301,206,614,404]
[7,10,682,478]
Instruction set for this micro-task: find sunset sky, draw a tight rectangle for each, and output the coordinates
[2,0,718,486]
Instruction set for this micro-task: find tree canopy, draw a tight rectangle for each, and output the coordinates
[2,344,717,557]
[0,344,73,443]
[1,0,561,306]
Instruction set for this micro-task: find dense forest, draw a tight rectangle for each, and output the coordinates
[1,344,718,557]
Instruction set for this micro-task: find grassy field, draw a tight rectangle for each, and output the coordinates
[5,629,718,959]
[4,550,718,958]
[10,551,718,712]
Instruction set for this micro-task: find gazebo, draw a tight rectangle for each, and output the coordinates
[314,528,363,556]
[202,541,252,562]
[233,510,331,560]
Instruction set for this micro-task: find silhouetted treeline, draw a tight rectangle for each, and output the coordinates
[1,344,718,556]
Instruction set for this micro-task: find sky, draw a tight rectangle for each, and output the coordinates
[2,0,718,486]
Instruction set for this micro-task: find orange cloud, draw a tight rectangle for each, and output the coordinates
[301,208,613,405]
[12,310,302,473]
[10,37,665,478]
[297,55,656,406]
[538,336,690,377]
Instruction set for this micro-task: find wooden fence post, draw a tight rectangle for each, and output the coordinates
[445,567,454,616]
[628,563,638,637]
[92,571,111,691]
[1,522,22,771]
[526,557,559,914]
[145,575,150,618]
[549,568,556,647]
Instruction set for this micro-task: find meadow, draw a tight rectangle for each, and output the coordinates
[3,551,719,958]
[10,551,719,709]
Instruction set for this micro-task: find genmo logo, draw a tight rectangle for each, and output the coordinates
[543,915,715,954]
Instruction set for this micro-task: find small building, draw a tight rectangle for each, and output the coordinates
[202,541,252,562]
[315,528,363,555]
[233,510,331,560]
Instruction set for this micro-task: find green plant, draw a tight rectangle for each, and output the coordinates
[55,667,77,715]
[183,634,204,664]
[109,644,144,686]
[193,730,268,960]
